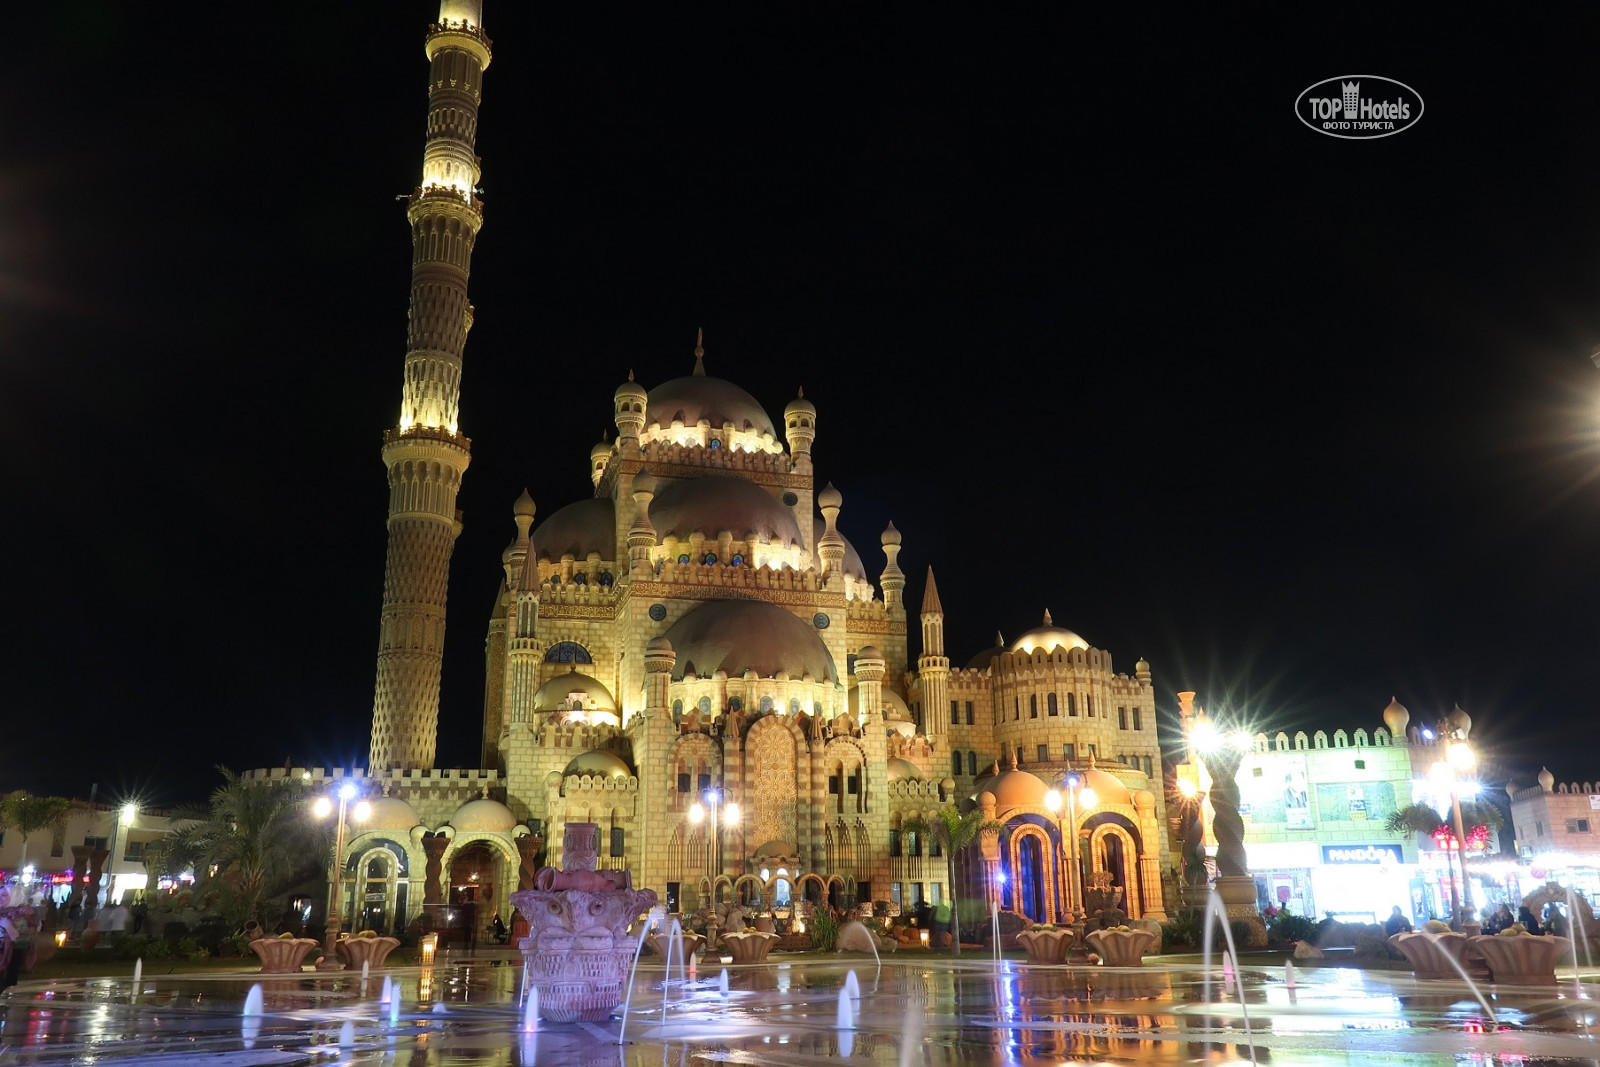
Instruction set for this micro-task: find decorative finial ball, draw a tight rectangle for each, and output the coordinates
[512,488,537,518]
[817,482,842,509]
[880,521,902,546]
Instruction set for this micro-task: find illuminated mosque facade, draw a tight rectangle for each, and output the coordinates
[249,1,1174,937]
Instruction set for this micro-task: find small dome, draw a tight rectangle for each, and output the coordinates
[662,600,838,682]
[650,476,805,547]
[647,636,673,653]
[985,768,1051,810]
[881,521,901,547]
[1539,767,1555,792]
[784,390,816,418]
[450,797,517,833]
[532,498,616,562]
[965,632,1007,671]
[1446,703,1472,740]
[1382,696,1410,738]
[886,758,922,782]
[562,750,632,779]
[362,796,420,833]
[512,488,537,518]
[590,437,612,461]
[882,689,912,721]
[614,373,648,402]
[813,518,866,577]
[647,374,777,438]
[532,669,617,714]
[1010,610,1089,655]
[858,645,883,661]
[1079,768,1132,808]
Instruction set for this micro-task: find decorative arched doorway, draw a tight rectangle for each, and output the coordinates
[1003,822,1060,923]
[1085,816,1144,919]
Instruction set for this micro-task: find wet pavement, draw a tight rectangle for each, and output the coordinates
[4,954,1600,1065]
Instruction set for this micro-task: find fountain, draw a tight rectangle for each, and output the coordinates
[508,821,657,1022]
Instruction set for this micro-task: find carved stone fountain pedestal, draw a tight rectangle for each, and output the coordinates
[509,823,657,1023]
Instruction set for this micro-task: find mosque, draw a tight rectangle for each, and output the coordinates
[249,2,1173,939]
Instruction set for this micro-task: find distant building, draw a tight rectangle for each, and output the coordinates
[0,803,190,908]
[1507,768,1600,902]
[1173,695,1501,925]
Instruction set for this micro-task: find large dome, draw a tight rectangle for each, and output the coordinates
[532,669,617,713]
[647,375,777,439]
[1010,611,1089,655]
[649,476,804,548]
[662,599,838,681]
[531,498,615,562]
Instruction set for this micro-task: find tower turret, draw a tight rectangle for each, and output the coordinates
[816,482,845,583]
[371,2,492,771]
[917,566,949,738]
[784,388,816,473]
[589,432,612,487]
[614,371,647,451]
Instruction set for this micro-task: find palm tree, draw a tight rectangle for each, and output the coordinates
[0,791,74,872]
[162,767,326,929]
[903,807,1004,956]
[1386,800,1504,921]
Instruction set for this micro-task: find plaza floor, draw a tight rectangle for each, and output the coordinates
[3,952,1599,1065]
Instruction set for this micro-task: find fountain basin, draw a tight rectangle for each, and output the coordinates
[1083,926,1160,966]
[721,930,778,963]
[646,928,704,961]
[1469,933,1573,985]
[1387,931,1478,980]
[336,934,401,970]
[1015,927,1074,964]
[247,936,321,973]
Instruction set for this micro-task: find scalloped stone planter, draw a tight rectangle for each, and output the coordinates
[249,937,321,973]
[1015,928,1074,965]
[336,935,401,971]
[721,931,778,963]
[646,929,705,962]
[1470,934,1572,985]
[1388,931,1477,981]
[1083,927,1160,967]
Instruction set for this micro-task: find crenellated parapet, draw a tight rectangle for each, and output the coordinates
[886,779,948,805]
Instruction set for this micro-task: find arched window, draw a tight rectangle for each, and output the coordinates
[789,698,801,716]
[759,696,774,713]
[1048,693,1058,716]
[728,696,743,712]
[1029,695,1038,718]
[968,752,978,776]
[697,696,712,715]
[544,641,593,664]
[952,751,963,776]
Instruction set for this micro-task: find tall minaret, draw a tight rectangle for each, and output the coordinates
[918,566,949,738]
[370,2,492,771]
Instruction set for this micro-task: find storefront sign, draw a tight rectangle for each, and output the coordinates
[1322,844,1402,865]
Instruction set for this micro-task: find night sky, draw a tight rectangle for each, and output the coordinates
[7,6,1600,806]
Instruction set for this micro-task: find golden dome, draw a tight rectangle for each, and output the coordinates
[362,796,420,833]
[532,669,617,713]
[662,600,837,682]
[886,758,922,782]
[982,768,1050,810]
[449,797,517,833]
[1009,610,1089,655]
[531,498,615,562]
[561,750,632,779]
[647,374,777,438]
[649,476,804,547]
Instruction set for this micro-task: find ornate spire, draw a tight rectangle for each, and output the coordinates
[921,566,943,613]
[1043,608,1053,625]
[693,327,705,375]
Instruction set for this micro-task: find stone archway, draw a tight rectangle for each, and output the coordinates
[1086,820,1144,919]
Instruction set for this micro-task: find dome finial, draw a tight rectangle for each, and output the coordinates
[628,368,635,382]
[693,327,705,375]
[797,386,804,398]
[1043,608,1053,625]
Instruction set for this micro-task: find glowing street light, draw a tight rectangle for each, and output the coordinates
[103,801,139,908]
[314,780,371,963]
[688,788,739,884]
[1430,726,1477,927]
[1045,775,1098,923]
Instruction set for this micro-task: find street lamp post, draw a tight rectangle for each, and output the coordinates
[1430,724,1476,928]
[1044,776,1098,923]
[688,789,740,897]
[314,782,371,965]
[103,802,137,909]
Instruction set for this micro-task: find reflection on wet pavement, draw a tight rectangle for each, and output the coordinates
[4,956,1600,1065]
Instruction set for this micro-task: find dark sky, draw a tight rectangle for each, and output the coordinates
[7,5,1600,806]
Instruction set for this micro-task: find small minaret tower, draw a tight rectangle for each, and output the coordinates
[918,566,950,738]
[370,2,492,771]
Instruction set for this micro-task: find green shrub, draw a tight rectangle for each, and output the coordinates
[1268,912,1318,946]
[143,939,174,960]
[809,910,839,953]
[1161,913,1202,952]
[113,935,155,961]
[1228,920,1253,948]
[173,936,211,962]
